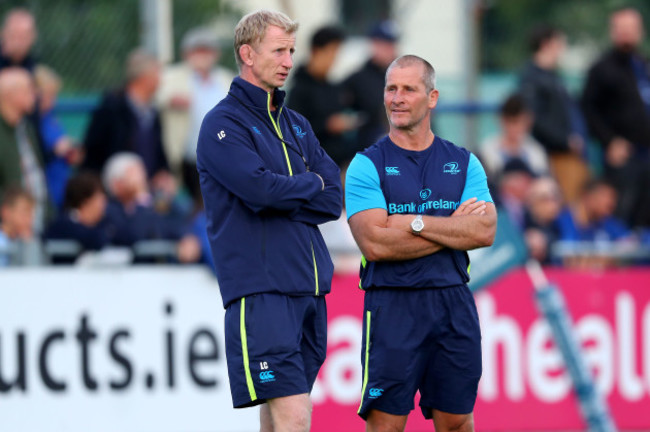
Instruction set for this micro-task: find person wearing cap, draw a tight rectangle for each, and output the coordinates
[495,157,538,231]
[342,20,399,151]
[288,25,361,168]
[158,27,234,203]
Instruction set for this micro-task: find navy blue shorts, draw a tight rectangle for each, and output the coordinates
[224,293,327,408]
[358,285,482,420]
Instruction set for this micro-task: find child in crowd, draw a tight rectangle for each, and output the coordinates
[479,93,549,180]
[0,187,36,266]
[34,64,82,208]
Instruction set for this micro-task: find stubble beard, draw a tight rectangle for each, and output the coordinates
[390,110,428,132]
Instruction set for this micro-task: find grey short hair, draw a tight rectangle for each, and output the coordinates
[233,9,299,68]
[102,152,143,193]
[125,48,158,82]
[182,27,219,53]
[386,55,436,92]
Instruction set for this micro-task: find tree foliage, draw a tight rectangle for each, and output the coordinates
[0,0,240,92]
[481,0,650,71]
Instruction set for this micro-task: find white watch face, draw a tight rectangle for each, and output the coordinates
[411,216,424,233]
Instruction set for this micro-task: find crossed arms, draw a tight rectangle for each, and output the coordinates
[348,198,497,262]
[197,116,342,224]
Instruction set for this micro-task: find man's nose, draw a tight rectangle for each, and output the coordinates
[282,52,293,69]
[391,89,404,104]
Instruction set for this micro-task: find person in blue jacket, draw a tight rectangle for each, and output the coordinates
[196,9,342,432]
[346,55,496,432]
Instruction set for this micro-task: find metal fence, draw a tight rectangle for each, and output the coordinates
[0,0,241,93]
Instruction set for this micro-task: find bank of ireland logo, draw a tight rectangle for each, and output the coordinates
[259,371,276,383]
[443,162,461,175]
[385,167,400,176]
[419,188,432,200]
[368,388,384,398]
[292,124,307,138]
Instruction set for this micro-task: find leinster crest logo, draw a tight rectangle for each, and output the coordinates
[443,162,461,175]
[292,125,307,138]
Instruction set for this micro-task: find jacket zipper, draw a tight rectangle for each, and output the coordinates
[266,93,319,295]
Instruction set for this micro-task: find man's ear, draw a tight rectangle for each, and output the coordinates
[239,44,255,67]
[428,89,439,109]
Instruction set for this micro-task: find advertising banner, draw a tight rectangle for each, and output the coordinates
[314,269,650,431]
[0,267,257,432]
[1,267,649,431]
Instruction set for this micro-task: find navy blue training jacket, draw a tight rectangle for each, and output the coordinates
[197,77,343,308]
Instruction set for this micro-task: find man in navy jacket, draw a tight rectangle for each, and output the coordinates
[196,10,342,432]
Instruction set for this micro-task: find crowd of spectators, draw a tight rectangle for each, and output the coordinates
[0,8,211,267]
[0,6,649,270]
[480,7,650,267]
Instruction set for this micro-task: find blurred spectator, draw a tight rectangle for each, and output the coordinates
[318,163,360,273]
[556,178,634,268]
[34,64,83,208]
[479,93,548,180]
[581,8,650,228]
[556,179,631,242]
[495,158,536,230]
[0,67,48,233]
[288,25,360,167]
[158,27,234,202]
[44,171,108,258]
[102,152,200,263]
[190,210,216,274]
[0,186,35,266]
[519,25,589,204]
[342,20,399,150]
[0,8,36,72]
[523,176,563,263]
[83,49,172,188]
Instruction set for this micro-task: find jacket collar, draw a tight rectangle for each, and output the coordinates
[228,76,287,111]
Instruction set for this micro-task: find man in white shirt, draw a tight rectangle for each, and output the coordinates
[158,27,234,202]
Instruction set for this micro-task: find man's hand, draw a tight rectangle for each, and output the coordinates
[326,112,363,134]
[386,197,487,231]
[177,234,201,263]
[606,137,632,167]
[452,197,486,216]
[169,95,191,110]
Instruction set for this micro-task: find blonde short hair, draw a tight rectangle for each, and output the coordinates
[233,9,299,68]
[34,64,62,92]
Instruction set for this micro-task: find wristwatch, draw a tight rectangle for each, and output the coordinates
[411,214,424,235]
